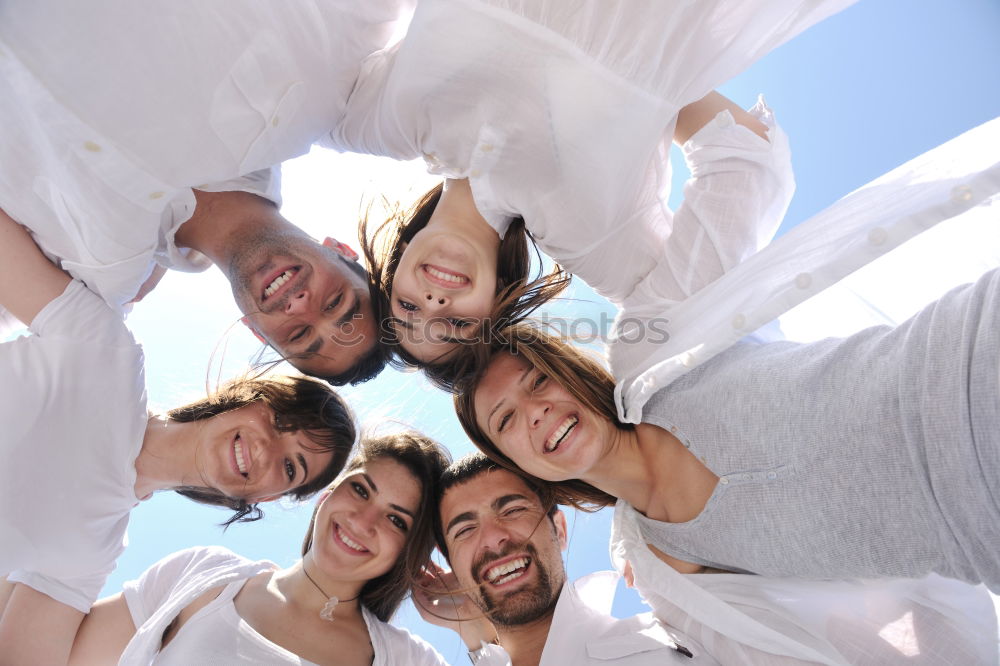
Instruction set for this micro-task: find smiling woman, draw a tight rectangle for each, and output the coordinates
[67,432,453,666]
[0,208,357,663]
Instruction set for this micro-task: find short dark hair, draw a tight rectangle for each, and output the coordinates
[433,452,557,561]
[169,374,356,526]
[301,431,452,621]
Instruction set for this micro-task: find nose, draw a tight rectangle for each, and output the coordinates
[526,398,550,429]
[478,517,512,554]
[347,502,380,537]
[423,291,449,309]
[284,289,309,315]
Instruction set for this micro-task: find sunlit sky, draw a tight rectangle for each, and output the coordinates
[24,0,998,662]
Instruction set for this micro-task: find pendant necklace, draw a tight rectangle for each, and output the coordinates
[302,566,360,621]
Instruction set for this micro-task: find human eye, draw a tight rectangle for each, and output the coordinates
[532,372,548,391]
[323,293,342,312]
[284,458,295,482]
[448,317,473,329]
[351,481,369,499]
[502,505,527,518]
[289,326,309,343]
[452,524,475,540]
[388,514,409,532]
[397,299,418,313]
[497,411,512,433]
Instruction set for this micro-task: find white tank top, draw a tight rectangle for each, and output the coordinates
[154,579,317,665]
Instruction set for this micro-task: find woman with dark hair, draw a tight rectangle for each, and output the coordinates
[337,0,859,369]
[0,208,356,662]
[68,433,452,666]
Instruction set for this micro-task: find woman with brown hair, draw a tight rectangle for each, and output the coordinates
[68,432,452,665]
[0,208,356,662]
[341,0,859,371]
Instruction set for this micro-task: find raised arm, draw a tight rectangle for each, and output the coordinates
[0,207,71,326]
[674,91,770,145]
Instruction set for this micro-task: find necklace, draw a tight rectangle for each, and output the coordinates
[302,566,360,621]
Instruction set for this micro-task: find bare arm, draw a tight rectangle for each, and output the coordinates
[69,593,137,666]
[674,91,770,145]
[0,207,71,326]
[0,583,84,666]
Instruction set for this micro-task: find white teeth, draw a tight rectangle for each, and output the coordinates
[263,270,293,298]
[234,440,248,476]
[486,557,529,583]
[545,416,578,453]
[337,526,366,552]
[425,266,467,284]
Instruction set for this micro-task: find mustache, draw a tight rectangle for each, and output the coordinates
[471,540,537,585]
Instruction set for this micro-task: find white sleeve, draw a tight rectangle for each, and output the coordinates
[629,97,794,305]
[29,280,135,348]
[121,547,243,630]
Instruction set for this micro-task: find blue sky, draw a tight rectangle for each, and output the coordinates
[88,1,1000,662]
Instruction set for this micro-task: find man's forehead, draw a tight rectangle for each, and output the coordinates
[440,468,541,519]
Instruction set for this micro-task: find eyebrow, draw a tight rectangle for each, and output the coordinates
[445,493,533,536]
[486,364,533,431]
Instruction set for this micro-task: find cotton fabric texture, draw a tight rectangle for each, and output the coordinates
[473,571,704,665]
[0,281,146,613]
[329,0,854,303]
[611,116,1000,423]
[120,546,448,666]
[612,503,999,665]
[620,266,1000,590]
[0,0,413,335]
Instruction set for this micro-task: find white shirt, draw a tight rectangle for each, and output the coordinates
[610,116,1000,422]
[1,281,147,613]
[475,571,710,666]
[330,0,852,304]
[0,0,412,333]
[611,502,1000,665]
[120,546,447,666]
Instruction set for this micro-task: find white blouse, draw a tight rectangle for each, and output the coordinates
[610,116,1000,422]
[329,0,856,303]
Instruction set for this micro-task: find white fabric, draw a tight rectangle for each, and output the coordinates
[475,571,708,665]
[0,280,146,613]
[610,116,1000,422]
[120,546,447,666]
[0,0,413,335]
[330,0,850,303]
[611,502,1000,666]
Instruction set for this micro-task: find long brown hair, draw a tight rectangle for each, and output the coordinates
[169,374,356,526]
[359,183,571,378]
[453,324,621,510]
[301,431,452,622]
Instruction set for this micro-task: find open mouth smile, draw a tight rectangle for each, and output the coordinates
[233,435,249,478]
[422,264,469,289]
[334,523,370,555]
[544,416,578,453]
[261,266,301,302]
[484,556,531,587]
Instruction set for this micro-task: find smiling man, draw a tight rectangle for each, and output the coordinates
[0,0,411,383]
[425,454,701,665]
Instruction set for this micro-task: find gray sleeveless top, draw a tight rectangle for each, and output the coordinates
[629,267,1000,589]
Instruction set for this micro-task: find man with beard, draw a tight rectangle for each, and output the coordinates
[423,453,700,665]
[0,0,412,383]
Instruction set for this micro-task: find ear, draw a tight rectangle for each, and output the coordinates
[240,316,267,345]
[322,237,359,262]
[553,510,569,552]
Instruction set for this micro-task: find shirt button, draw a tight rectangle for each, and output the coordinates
[795,272,812,290]
[719,477,729,485]
[271,115,280,127]
[767,471,777,479]
[470,169,482,178]
[480,143,494,152]
[83,141,102,152]
[867,227,888,246]
[951,184,973,203]
[669,426,678,433]
[731,313,746,329]
[148,191,165,200]
[742,474,751,481]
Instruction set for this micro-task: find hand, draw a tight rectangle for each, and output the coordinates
[414,561,495,650]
